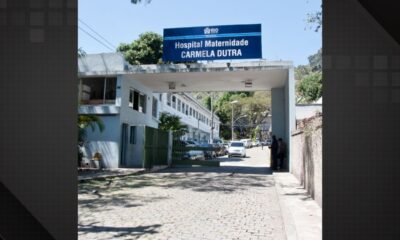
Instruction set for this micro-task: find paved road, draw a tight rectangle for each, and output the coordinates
[78,147,286,240]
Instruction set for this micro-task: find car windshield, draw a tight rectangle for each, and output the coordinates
[230,142,244,147]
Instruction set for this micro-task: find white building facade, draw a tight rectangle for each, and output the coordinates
[158,92,220,143]
[78,53,220,168]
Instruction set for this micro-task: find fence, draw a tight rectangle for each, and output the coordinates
[143,126,169,169]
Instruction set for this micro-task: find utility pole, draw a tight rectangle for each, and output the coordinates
[230,100,238,141]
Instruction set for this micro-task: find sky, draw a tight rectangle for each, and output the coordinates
[78,0,321,66]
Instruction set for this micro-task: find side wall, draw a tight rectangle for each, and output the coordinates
[290,123,322,207]
[82,115,121,168]
[296,104,323,121]
[271,87,285,140]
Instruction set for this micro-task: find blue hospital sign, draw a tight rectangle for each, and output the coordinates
[163,24,262,62]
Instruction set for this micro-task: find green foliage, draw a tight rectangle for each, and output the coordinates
[131,0,151,4]
[159,112,188,137]
[117,32,163,65]
[214,91,271,140]
[78,115,105,142]
[308,48,322,71]
[306,10,322,32]
[203,96,211,110]
[295,65,312,81]
[295,48,322,103]
[296,71,322,103]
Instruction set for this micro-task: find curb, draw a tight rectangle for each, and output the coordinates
[273,172,299,240]
[78,166,168,183]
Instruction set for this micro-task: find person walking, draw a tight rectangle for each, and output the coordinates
[269,135,278,170]
[277,138,287,170]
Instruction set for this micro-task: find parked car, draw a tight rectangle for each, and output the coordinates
[228,141,246,158]
[182,150,205,160]
[222,143,230,155]
[240,139,253,148]
[186,140,200,146]
[217,144,227,156]
[199,143,217,159]
[252,140,261,147]
[179,140,205,160]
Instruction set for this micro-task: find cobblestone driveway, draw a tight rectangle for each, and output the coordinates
[78,148,286,240]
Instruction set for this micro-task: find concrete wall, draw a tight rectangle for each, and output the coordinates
[271,87,285,140]
[81,115,121,168]
[290,118,322,207]
[296,104,322,120]
[123,125,146,168]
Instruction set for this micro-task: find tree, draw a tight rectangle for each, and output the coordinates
[131,0,151,4]
[295,65,312,81]
[296,71,322,103]
[306,10,322,32]
[308,48,322,71]
[295,48,322,103]
[117,32,163,65]
[203,96,211,110]
[78,115,105,143]
[159,112,188,137]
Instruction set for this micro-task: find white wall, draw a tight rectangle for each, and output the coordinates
[296,104,322,120]
[158,93,221,141]
[81,116,121,168]
[119,75,159,129]
[271,87,285,140]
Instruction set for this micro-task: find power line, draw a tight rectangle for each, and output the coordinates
[78,19,117,50]
[78,26,114,52]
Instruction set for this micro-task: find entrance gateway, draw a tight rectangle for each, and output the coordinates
[78,24,295,170]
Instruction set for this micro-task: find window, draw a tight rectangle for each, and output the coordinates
[172,95,176,109]
[182,103,185,113]
[129,89,146,113]
[159,94,162,101]
[177,99,181,111]
[152,97,158,118]
[80,77,117,105]
[130,126,136,144]
[190,107,192,116]
[139,94,146,113]
[167,93,171,106]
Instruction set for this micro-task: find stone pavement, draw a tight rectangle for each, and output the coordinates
[274,172,322,240]
[78,166,167,182]
[78,147,321,240]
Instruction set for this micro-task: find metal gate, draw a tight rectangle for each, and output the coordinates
[143,126,169,169]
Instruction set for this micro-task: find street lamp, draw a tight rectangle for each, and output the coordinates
[230,100,238,141]
[232,114,247,140]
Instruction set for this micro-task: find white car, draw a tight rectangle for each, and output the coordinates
[228,141,246,158]
[240,139,252,148]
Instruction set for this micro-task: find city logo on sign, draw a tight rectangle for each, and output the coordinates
[204,27,218,35]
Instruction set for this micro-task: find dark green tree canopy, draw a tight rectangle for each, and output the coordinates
[117,32,163,65]
[296,71,322,103]
[295,48,322,103]
[159,112,188,136]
